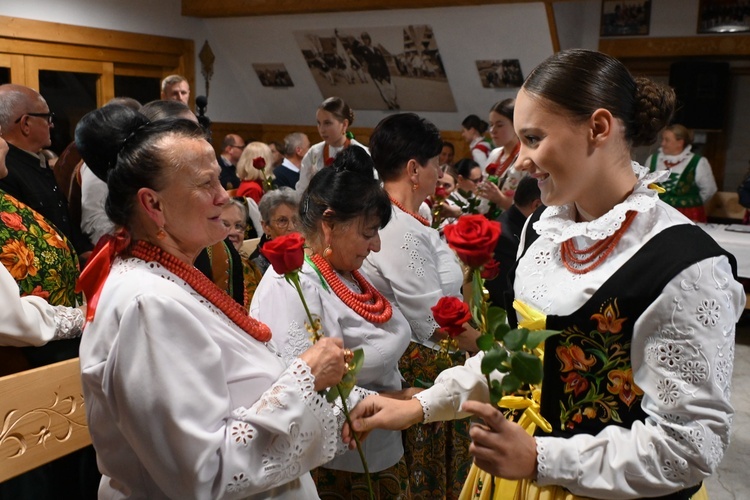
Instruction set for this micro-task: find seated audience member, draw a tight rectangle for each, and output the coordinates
[249,187,300,275]
[217,133,245,189]
[74,103,351,499]
[0,84,91,257]
[220,199,263,304]
[160,74,190,104]
[484,176,542,308]
[645,123,717,222]
[273,132,310,189]
[236,141,274,203]
[252,146,412,496]
[269,140,284,168]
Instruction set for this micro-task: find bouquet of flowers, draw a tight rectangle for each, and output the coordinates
[435,215,558,405]
[260,234,373,499]
[252,156,275,192]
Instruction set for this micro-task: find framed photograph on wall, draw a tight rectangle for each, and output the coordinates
[252,63,294,88]
[475,60,524,89]
[600,1,651,37]
[698,0,750,33]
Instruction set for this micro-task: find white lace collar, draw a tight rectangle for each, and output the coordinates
[660,145,693,164]
[533,162,669,243]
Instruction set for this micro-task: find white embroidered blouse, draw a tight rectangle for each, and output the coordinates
[80,258,343,499]
[362,206,464,349]
[295,139,369,192]
[645,145,718,203]
[413,164,745,498]
[251,261,412,473]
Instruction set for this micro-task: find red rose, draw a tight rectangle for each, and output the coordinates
[431,296,472,338]
[252,157,266,170]
[260,233,306,275]
[486,163,498,176]
[1,211,26,232]
[443,215,501,268]
[480,258,500,280]
[434,186,448,199]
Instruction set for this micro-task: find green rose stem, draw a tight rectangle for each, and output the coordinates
[285,269,374,500]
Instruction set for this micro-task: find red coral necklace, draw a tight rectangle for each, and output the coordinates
[323,138,351,166]
[389,195,430,227]
[130,240,272,341]
[309,253,392,324]
[560,211,637,275]
[495,142,520,178]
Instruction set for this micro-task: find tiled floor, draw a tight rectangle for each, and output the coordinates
[705,317,750,499]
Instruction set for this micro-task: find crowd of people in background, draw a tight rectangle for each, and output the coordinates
[0,50,746,500]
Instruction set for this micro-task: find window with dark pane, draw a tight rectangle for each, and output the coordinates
[39,70,98,154]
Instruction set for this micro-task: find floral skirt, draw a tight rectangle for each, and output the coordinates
[312,456,410,499]
[399,341,473,499]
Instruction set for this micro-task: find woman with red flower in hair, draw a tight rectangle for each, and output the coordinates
[236,141,275,203]
[296,96,369,193]
[252,145,412,497]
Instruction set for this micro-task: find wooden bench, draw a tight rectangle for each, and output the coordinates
[0,358,91,482]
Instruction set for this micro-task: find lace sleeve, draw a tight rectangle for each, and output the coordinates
[52,305,84,341]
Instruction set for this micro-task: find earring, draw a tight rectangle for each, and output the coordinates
[323,246,333,258]
[156,227,167,240]
[412,183,419,192]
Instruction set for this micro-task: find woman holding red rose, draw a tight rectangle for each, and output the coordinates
[361,112,478,499]
[75,104,353,499]
[348,50,744,500]
[296,96,369,192]
[236,141,275,203]
[252,145,412,498]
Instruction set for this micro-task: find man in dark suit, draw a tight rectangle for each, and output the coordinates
[217,133,245,189]
[274,132,309,189]
[0,84,91,257]
[485,176,542,308]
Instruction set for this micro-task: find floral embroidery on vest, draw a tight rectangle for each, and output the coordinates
[555,299,644,430]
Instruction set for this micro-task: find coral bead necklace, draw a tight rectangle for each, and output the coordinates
[130,240,271,342]
[309,254,392,324]
[389,195,430,227]
[560,211,637,275]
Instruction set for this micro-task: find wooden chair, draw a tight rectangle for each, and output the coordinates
[0,358,91,482]
[241,237,261,256]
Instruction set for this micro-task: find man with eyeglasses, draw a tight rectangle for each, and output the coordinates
[217,133,245,189]
[0,84,91,257]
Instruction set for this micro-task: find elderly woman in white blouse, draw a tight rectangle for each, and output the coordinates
[252,145,412,497]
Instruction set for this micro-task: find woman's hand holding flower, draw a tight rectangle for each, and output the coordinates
[299,337,348,391]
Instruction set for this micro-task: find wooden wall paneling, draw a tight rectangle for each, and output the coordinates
[99,62,116,105]
[8,54,25,84]
[545,1,560,53]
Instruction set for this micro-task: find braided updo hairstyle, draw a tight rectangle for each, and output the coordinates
[75,104,206,230]
[522,49,675,147]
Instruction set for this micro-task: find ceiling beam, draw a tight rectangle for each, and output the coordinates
[182,0,572,18]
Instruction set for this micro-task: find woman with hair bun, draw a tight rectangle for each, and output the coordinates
[296,96,368,192]
[461,114,492,169]
[253,145,412,497]
[348,49,744,500]
[75,104,354,499]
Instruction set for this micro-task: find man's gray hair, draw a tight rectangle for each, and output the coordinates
[161,74,188,93]
[283,132,307,156]
[0,86,29,130]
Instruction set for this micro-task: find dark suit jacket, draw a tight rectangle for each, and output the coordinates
[0,143,91,254]
[218,155,241,190]
[273,164,300,190]
[485,204,527,308]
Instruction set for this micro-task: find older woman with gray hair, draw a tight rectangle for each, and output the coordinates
[249,186,300,274]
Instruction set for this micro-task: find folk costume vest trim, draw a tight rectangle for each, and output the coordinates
[649,153,703,209]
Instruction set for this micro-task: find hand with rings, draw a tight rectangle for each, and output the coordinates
[343,348,354,372]
[299,337,346,391]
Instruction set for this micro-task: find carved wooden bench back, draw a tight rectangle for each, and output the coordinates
[0,358,91,482]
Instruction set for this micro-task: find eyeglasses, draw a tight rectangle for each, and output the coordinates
[468,175,484,184]
[222,221,247,232]
[229,144,246,150]
[270,216,300,229]
[14,112,55,124]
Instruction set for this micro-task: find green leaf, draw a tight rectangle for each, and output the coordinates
[503,328,528,351]
[525,329,560,349]
[493,322,510,342]
[511,351,544,384]
[325,385,340,403]
[476,333,495,352]
[489,380,504,405]
[337,373,357,400]
[350,348,365,374]
[500,373,521,394]
[480,345,507,375]
[486,307,507,336]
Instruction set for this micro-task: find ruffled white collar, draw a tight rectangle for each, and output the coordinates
[659,145,693,164]
[533,162,669,243]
